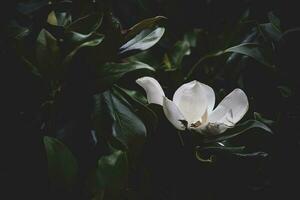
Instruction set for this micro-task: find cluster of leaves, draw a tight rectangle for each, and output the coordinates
[7,0,166,199]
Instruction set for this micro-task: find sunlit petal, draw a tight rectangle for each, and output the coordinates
[209,88,249,126]
[136,76,165,105]
[173,81,207,123]
[200,83,215,114]
[163,97,186,130]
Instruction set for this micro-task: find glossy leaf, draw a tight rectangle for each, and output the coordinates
[224,43,273,68]
[63,33,104,64]
[119,27,165,55]
[112,85,158,134]
[103,91,147,149]
[36,29,61,79]
[203,120,272,143]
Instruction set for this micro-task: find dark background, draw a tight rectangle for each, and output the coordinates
[1,0,300,199]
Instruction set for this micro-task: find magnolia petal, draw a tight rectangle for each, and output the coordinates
[209,88,249,126]
[207,104,228,124]
[136,76,165,105]
[173,81,207,123]
[200,83,215,114]
[163,97,186,130]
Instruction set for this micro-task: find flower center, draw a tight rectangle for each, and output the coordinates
[190,109,208,128]
[190,120,202,128]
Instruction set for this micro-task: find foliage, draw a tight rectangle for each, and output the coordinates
[2,0,299,200]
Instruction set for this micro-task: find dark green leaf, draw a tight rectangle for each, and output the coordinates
[87,150,128,200]
[254,112,275,126]
[43,136,78,191]
[259,23,282,42]
[36,29,61,79]
[164,29,201,69]
[103,91,147,149]
[94,61,154,92]
[224,43,273,68]
[112,85,158,134]
[64,31,104,53]
[97,150,128,189]
[164,40,190,69]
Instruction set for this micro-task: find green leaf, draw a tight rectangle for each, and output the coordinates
[87,150,128,200]
[254,112,275,126]
[195,145,246,162]
[163,30,200,70]
[64,31,104,54]
[125,16,167,40]
[43,136,78,191]
[66,13,103,34]
[103,91,147,149]
[186,42,274,80]
[36,29,61,79]
[112,85,158,134]
[94,61,155,92]
[63,33,105,64]
[224,43,273,68]
[97,150,128,189]
[203,120,272,143]
[119,27,165,55]
[259,23,282,42]
[164,40,191,69]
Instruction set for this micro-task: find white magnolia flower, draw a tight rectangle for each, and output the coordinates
[136,76,249,134]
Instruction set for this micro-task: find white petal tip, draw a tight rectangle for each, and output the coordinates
[136,76,165,105]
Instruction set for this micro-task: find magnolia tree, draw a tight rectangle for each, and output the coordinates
[4,0,280,199]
